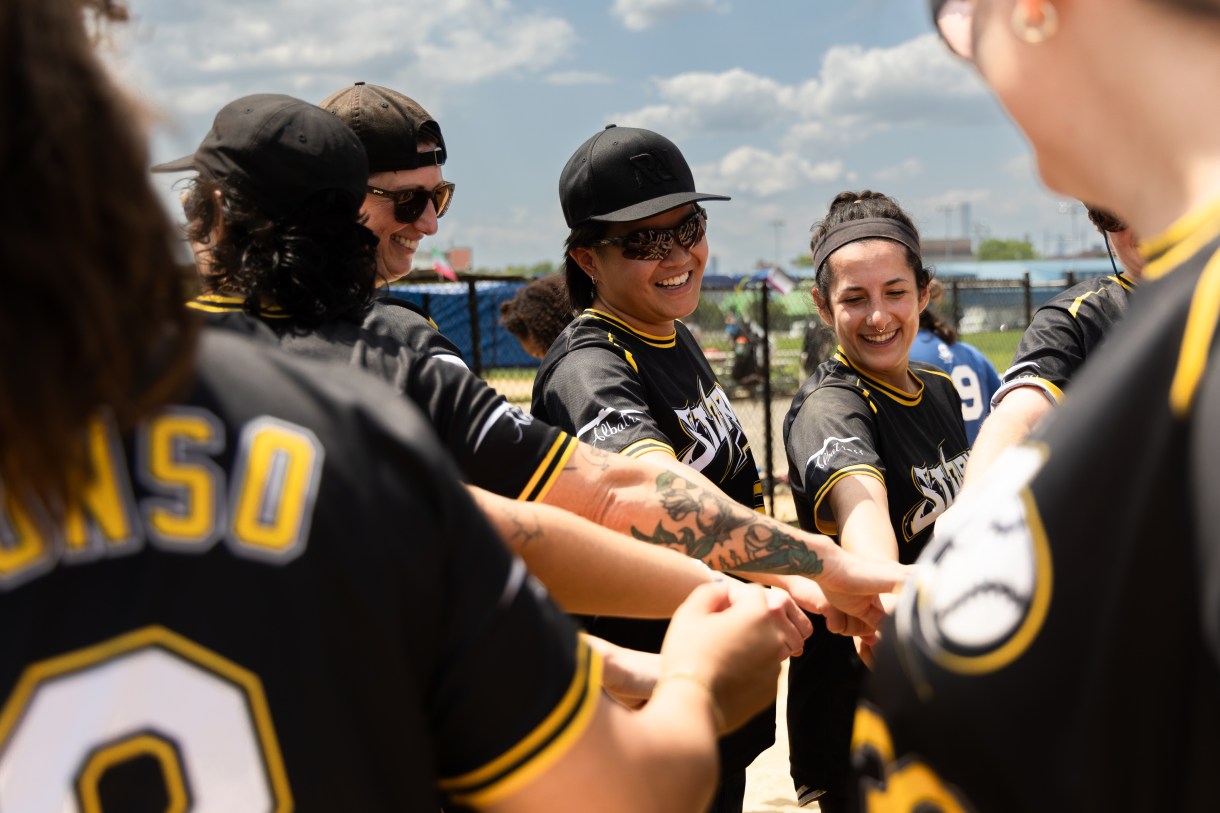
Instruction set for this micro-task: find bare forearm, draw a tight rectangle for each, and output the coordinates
[543,443,826,575]
[965,388,1054,486]
[468,486,713,618]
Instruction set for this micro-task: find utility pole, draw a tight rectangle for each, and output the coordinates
[769,220,784,268]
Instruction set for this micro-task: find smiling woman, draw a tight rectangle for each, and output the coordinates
[531,124,774,813]
[780,190,968,811]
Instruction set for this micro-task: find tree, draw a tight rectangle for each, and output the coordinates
[977,238,1038,261]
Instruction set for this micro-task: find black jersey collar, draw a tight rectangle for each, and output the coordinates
[580,308,677,348]
[188,294,290,320]
[834,350,926,407]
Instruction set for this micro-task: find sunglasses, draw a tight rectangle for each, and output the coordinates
[931,0,975,60]
[589,206,708,261]
[366,181,456,224]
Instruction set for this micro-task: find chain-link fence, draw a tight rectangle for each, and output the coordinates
[387,270,1092,520]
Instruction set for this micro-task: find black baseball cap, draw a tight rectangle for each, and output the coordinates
[320,82,446,173]
[559,124,729,228]
[151,93,368,219]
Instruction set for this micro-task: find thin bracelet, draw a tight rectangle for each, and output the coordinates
[657,671,727,732]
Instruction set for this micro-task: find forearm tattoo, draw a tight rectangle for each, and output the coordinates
[489,498,545,551]
[631,472,824,576]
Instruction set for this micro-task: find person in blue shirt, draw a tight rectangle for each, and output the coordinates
[907,280,1001,444]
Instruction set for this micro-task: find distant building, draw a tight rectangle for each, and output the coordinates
[922,238,974,262]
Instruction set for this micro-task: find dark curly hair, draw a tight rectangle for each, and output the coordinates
[808,190,932,308]
[1,0,198,512]
[500,274,575,355]
[185,178,379,327]
[1085,204,1127,234]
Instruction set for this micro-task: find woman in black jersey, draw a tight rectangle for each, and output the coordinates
[781,191,968,811]
[532,124,786,813]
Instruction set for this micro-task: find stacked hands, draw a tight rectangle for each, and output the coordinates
[595,550,910,730]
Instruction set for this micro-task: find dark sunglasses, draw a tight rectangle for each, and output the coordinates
[589,206,708,261]
[366,181,456,223]
[930,0,975,60]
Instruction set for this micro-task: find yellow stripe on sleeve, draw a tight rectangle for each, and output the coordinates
[1169,250,1220,418]
[439,640,602,806]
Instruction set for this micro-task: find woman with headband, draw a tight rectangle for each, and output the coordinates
[780,191,969,812]
[848,1,1220,809]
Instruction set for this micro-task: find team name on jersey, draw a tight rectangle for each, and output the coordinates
[0,408,324,591]
[902,445,969,541]
[673,383,752,477]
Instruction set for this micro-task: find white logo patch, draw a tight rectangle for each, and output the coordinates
[805,436,863,473]
[896,444,1052,675]
[577,405,646,443]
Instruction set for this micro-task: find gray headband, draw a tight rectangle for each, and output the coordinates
[811,217,921,273]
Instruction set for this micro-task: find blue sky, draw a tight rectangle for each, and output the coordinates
[108,0,1096,274]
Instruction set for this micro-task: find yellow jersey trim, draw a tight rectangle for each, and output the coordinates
[1143,197,1220,281]
[1169,248,1220,418]
[581,309,678,349]
[439,640,601,805]
[811,465,885,536]
[834,352,925,407]
[621,438,678,459]
[517,434,578,502]
[187,295,290,320]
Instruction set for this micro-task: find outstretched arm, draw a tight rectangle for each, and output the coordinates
[471,485,812,651]
[542,442,909,597]
[485,583,788,813]
[964,386,1054,486]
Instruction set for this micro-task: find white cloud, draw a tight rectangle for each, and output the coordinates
[610,34,989,148]
[119,0,575,97]
[873,158,924,182]
[611,0,730,31]
[545,70,614,86]
[694,147,845,198]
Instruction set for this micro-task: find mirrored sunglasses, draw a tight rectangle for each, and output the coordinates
[590,206,708,261]
[366,181,456,224]
[931,0,975,61]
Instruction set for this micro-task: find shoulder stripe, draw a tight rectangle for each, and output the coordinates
[439,640,601,806]
[810,465,885,536]
[517,434,579,503]
[187,295,290,319]
[621,438,677,459]
[1170,248,1220,418]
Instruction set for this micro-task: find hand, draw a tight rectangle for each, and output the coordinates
[660,582,786,735]
[811,546,911,607]
[725,581,812,657]
[748,574,885,638]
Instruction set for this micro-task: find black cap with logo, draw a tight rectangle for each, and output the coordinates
[558,124,729,228]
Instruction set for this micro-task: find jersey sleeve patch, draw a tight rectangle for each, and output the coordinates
[437,640,601,807]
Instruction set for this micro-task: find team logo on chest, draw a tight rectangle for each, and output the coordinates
[902,444,969,541]
[672,383,752,476]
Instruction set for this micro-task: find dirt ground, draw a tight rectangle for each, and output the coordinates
[742,662,817,813]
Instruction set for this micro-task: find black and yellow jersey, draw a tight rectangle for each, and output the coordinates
[531,307,770,776]
[857,202,1220,812]
[0,330,597,810]
[191,296,576,503]
[992,272,1136,406]
[532,308,762,513]
[781,351,968,807]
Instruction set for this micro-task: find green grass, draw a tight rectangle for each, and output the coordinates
[960,329,1023,373]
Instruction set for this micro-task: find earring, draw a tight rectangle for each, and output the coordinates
[1011,1,1058,44]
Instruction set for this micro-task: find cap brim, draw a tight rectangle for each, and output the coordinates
[590,191,731,223]
[150,154,197,174]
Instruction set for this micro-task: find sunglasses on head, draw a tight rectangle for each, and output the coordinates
[366,181,456,224]
[589,206,708,261]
